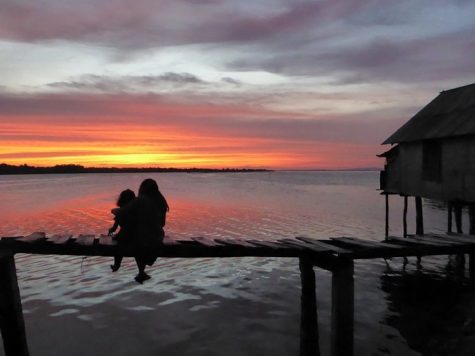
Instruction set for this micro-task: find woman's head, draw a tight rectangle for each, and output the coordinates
[138,178,159,197]
[117,189,135,207]
[139,178,169,212]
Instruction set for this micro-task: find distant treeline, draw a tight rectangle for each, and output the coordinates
[0,163,270,175]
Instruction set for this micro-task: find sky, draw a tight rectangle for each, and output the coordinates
[1,0,475,169]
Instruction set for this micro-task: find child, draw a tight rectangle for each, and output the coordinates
[108,189,136,272]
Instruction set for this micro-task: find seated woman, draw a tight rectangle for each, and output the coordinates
[112,178,169,283]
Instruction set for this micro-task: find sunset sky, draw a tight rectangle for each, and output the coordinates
[1,0,475,169]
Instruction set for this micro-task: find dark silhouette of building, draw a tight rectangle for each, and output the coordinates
[379,83,475,235]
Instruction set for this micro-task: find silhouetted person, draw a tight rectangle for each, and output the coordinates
[108,189,136,272]
[112,178,169,283]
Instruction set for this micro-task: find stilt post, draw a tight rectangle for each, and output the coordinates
[415,197,424,236]
[331,259,354,356]
[454,202,463,234]
[469,204,475,235]
[448,202,453,234]
[0,251,29,356]
[385,194,389,239]
[403,196,408,237]
[299,258,320,356]
[469,254,475,281]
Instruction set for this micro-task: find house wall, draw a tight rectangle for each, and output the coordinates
[382,136,475,202]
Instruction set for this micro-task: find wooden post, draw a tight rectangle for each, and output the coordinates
[299,258,320,356]
[385,194,389,239]
[403,196,408,238]
[469,254,475,281]
[469,204,475,235]
[454,202,463,234]
[448,202,453,234]
[331,259,354,356]
[415,197,424,236]
[0,251,29,356]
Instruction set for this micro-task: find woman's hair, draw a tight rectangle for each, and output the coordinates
[138,178,169,211]
[117,189,136,207]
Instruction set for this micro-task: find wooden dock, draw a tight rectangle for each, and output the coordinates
[1,232,475,356]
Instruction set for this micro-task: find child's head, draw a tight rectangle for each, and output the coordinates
[117,189,135,207]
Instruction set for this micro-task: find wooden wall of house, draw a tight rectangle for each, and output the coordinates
[383,136,475,202]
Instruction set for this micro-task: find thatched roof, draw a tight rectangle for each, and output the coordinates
[383,83,475,144]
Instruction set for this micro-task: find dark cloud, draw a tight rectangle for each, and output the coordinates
[47,72,206,92]
[0,0,367,47]
[230,25,475,85]
[220,77,241,86]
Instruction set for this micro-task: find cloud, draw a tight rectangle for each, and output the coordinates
[0,1,379,48]
[229,25,475,85]
[47,72,206,92]
[220,77,241,86]
[0,92,404,145]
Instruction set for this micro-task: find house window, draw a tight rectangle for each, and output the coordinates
[422,141,442,182]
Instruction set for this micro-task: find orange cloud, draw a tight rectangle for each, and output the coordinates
[0,93,385,169]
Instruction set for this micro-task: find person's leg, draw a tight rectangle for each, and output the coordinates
[134,257,151,283]
[110,256,123,272]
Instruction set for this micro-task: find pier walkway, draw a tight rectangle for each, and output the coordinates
[1,232,475,356]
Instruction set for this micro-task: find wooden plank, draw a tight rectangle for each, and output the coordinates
[46,234,72,245]
[332,237,404,250]
[407,235,460,246]
[74,234,96,246]
[387,235,444,246]
[162,236,180,246]
[215,238,256,248]
[247,240,298,250]
[430,233,475,244]
[98,235,116,246]
[296,237,354,255]
[0,236,23,241]
[279,238,331,253]
[0,236,24,245]
[412,235,465,246]
[17,232,46,243]
[191,236,223,247]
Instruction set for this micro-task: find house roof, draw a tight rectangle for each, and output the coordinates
[383,83,475,144]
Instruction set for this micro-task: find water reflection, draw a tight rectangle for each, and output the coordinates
[1,172,469,356]
[380,258,475,355]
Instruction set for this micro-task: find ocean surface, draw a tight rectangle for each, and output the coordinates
[0,171,474,356]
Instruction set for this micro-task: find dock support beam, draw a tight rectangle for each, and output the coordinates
[331,259,354,356]
[0,252,29,356]
[415,197,424,236]
[385,194,389,239]
[469,254,475,280]
[299,258,320,356]
[448,202,453,234]
[403,196,408,237]
[469,204,475,236]
[454,202,463,234]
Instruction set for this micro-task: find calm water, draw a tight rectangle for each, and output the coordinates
[0,171,474,356]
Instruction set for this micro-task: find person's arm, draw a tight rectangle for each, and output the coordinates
[108,220,119,236]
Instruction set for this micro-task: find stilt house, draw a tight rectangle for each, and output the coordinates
[379,83,475,235]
